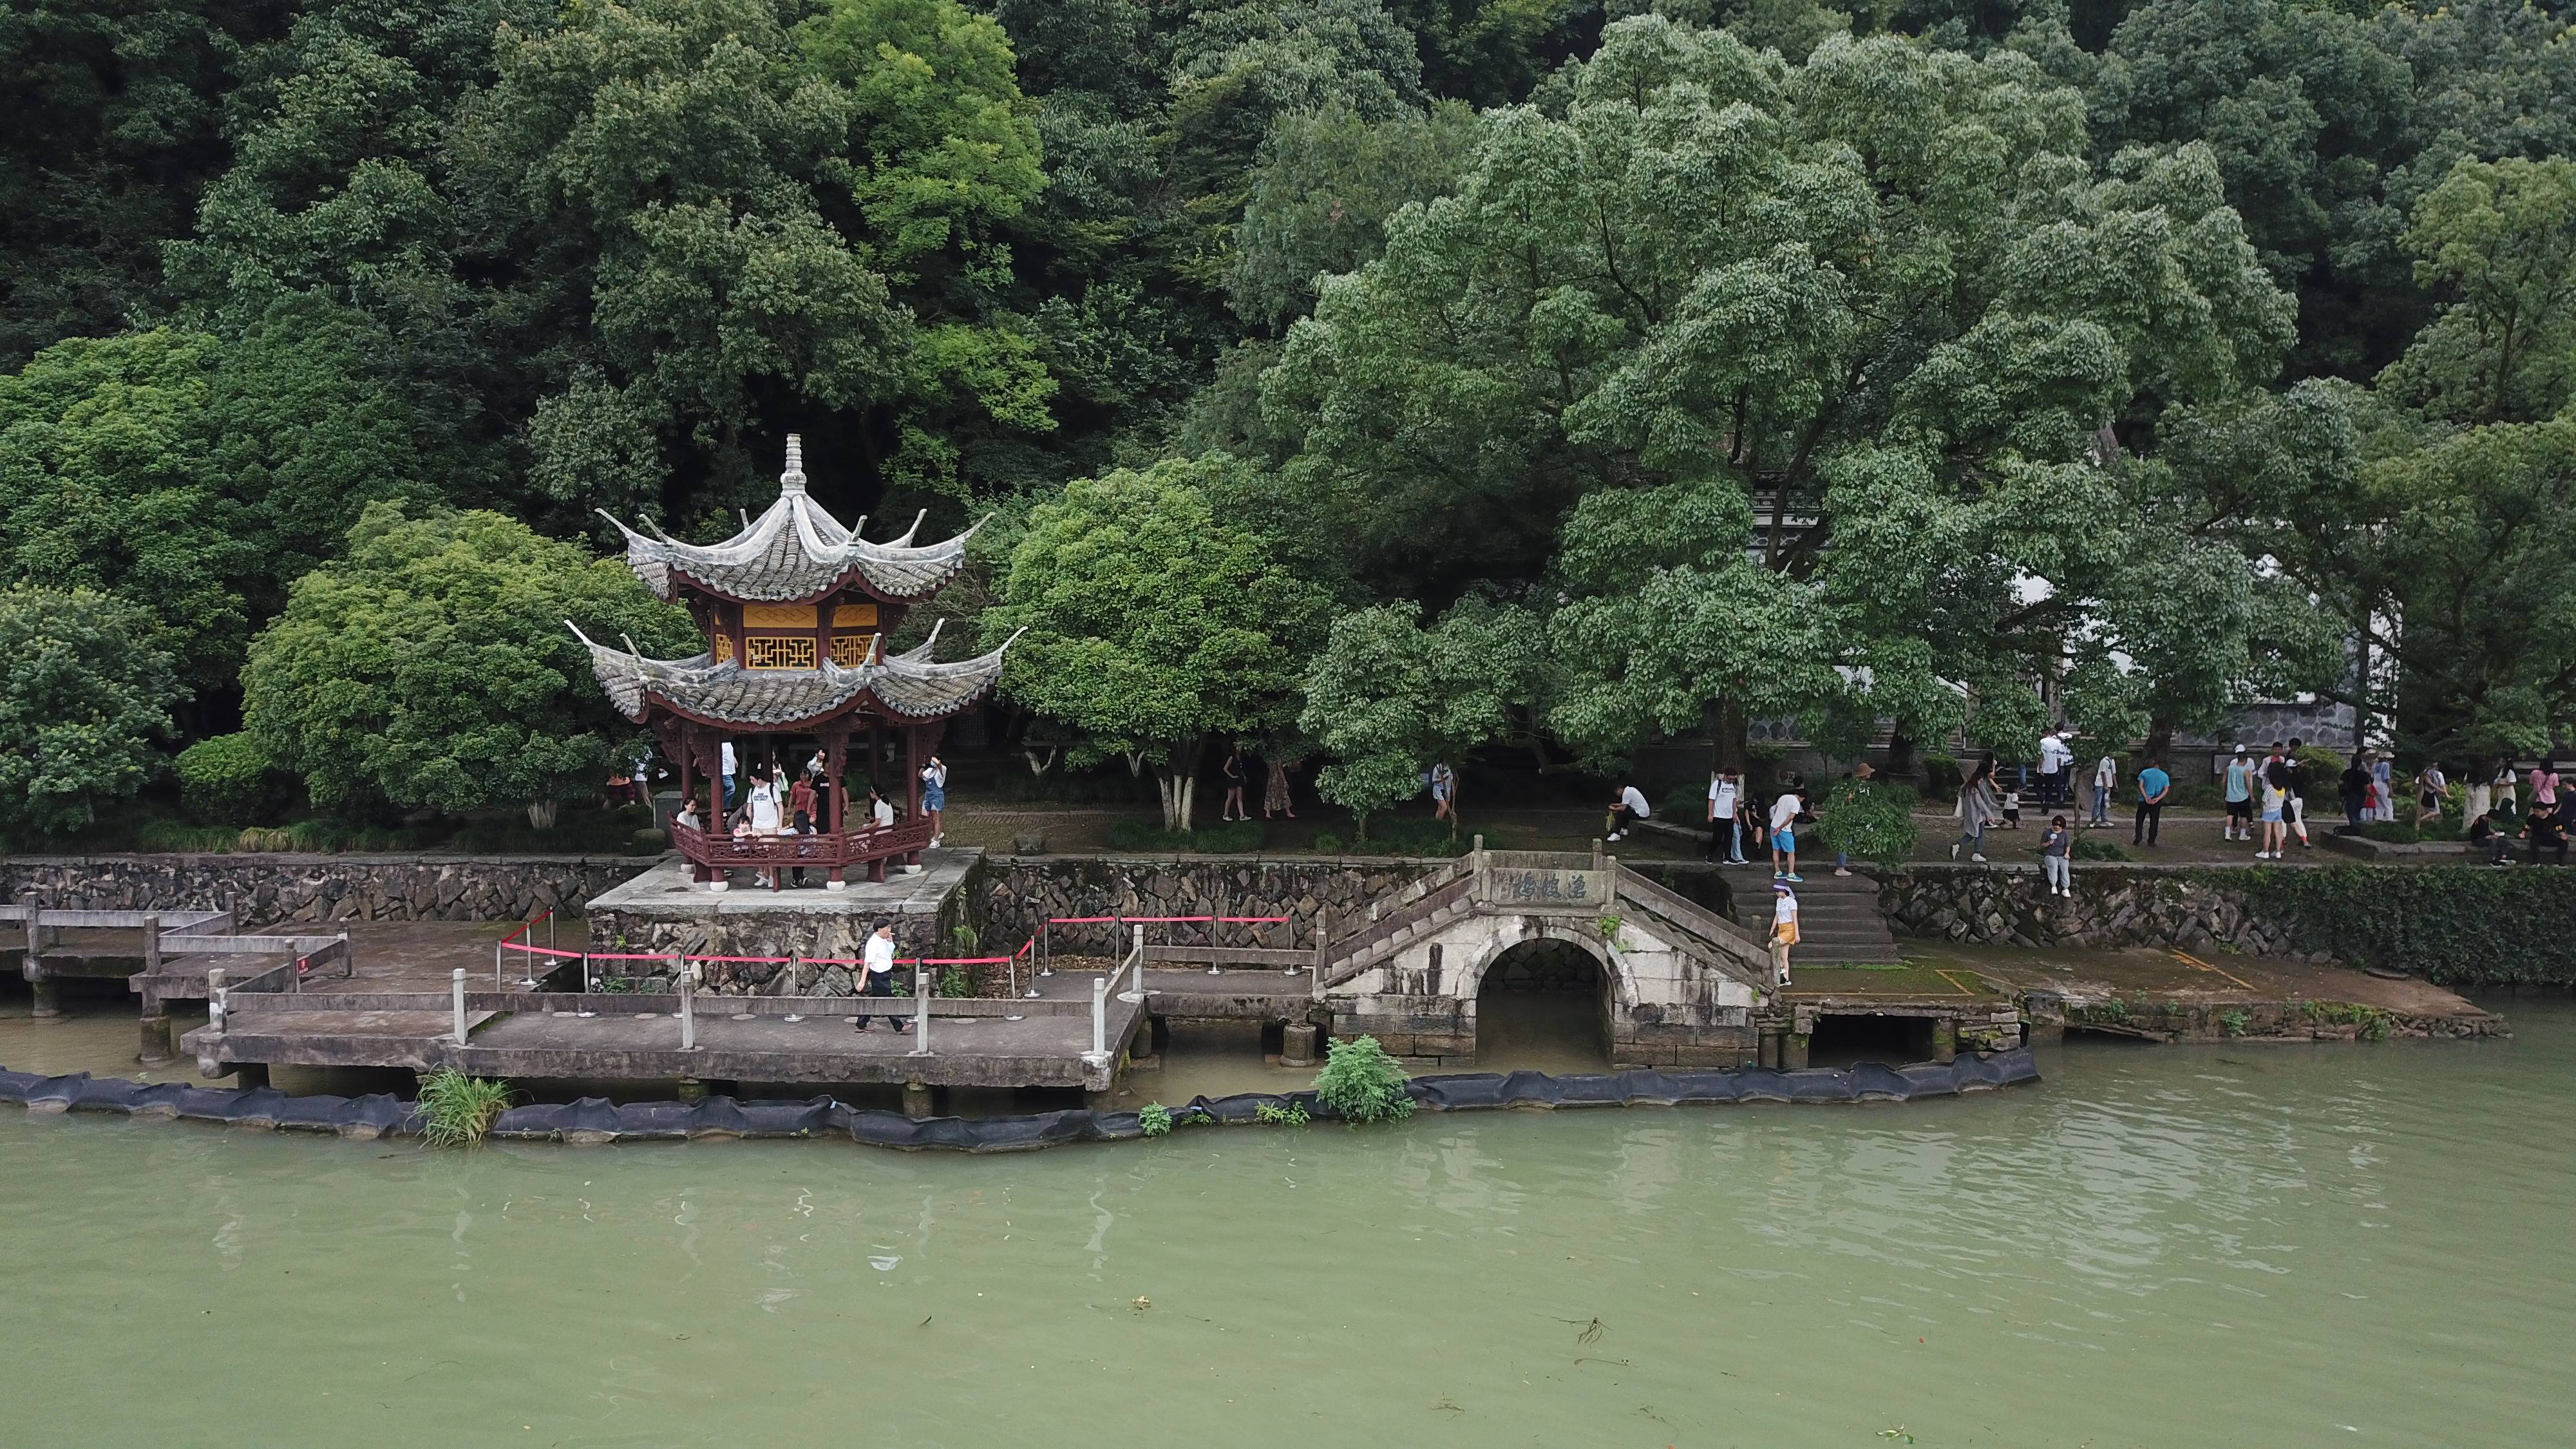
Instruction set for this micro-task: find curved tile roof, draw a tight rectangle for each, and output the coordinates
[569,624,1022,728]
[597,436,980,604]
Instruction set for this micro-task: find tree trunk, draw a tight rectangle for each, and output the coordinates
[1714,697,1749,775]
[1157,737,1206,831]
[1885,728,1918,782]
[2144,715,2174,765]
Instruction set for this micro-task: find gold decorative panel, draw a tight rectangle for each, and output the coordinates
[743,603,819,629]
[744,636,817,670]
[712,632,734,665]
[831,632,878,667]
[833,603,878,628]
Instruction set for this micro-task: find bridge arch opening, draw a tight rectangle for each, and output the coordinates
[1475,937,1611,1070]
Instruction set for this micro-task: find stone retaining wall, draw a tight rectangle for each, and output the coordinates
[1874,864,2331,961]
[971,856,1443,954]
[0,853,656,927]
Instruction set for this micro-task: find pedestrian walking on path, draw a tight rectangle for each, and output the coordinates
[2493,761,2520,818]
[2041,814,2073,897]
[855,920,907,1033]
[2223,746,2255,841]
[2371,753,2396,822]
[2090,750,2117,828]
[2532,759,2559,819]
[1768,880,1798,988]
[1429,761,1456,825]
[1220,744,1251,822]
[2415,762,2448,828]
[2133,757,2171,846]
[2270,740,2314,849]
[1953,758,1998,862]
[1263,754,1301,819]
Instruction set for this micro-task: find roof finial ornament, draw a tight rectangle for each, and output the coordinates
[781,433,808,493]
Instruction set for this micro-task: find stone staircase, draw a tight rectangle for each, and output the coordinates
[1720,864,1901,965]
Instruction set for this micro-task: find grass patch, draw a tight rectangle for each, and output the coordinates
[1313,814,1468,857]
[1105,817,1265,853]
[413,1068,514,1148]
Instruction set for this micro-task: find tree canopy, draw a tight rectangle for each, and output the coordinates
[242,502,692,821]
[6,0,2576,833]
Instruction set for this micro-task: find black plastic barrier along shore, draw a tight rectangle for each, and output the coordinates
[0,1050,2040,1150]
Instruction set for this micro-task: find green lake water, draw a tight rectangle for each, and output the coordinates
[3,1001,2571,1447]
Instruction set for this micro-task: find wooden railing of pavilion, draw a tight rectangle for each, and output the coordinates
[670,817,935,887]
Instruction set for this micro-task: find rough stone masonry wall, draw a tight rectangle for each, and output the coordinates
[0,854,654,928]
[971,856,1442,956]
[1875,864,2336,963]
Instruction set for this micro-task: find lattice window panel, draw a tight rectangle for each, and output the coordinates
[744,635,817,670]
[712,632,734,665]
[830,632,878,667]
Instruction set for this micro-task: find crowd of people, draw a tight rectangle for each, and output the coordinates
[647,740,942,887]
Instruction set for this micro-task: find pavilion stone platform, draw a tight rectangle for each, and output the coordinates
[583,849,980,976]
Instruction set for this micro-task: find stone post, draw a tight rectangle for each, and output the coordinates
[138,913,167,1056]
[1280,1021,1320,1068]
[1930,1018,1958,1064]
[908,965,931,1056]
[451,968,468,1045]
[902,1078,934,1119]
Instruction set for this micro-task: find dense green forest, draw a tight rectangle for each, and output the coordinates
[1,0,2572,837]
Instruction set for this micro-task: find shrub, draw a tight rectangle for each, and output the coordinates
[0,587,187,837]
[1255,1099,1311,1126]
[936,966,971,998]
[413,1068,514,1147]
[1920,753,1962,799]
[176,732,299,824]
[1817,779,1917,867]
[2231,864,2576,987]
[1138,1102,1173,1137]
[1312,1035,1414,1123]
[2072,839,2129,862]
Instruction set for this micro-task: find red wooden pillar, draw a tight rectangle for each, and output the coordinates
[824,728,850,889]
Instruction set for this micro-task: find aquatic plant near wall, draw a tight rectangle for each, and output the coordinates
[1312,1035,1414,1124]
[414,1068,514,1148]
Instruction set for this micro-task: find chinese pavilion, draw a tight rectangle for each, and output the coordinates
[572,435,1016,890]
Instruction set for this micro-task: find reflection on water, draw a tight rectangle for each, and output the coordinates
[3,995,2569,1446]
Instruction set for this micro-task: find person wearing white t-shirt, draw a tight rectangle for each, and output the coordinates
[1607,783,1651,840]
[1768,788,1803,881]
[1707,771,1745,863]
[2090,752,2117,828]
[1768,881,1799,987]
[2038,730,2072,807]
[855,919,907,1034]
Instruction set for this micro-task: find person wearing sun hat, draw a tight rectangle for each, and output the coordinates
[1767,880,1798,989]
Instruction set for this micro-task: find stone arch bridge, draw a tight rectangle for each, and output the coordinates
[1314,849,1783,1069]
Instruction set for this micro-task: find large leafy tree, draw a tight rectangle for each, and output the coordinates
[0,316,466,701]
[2374,156,2576,427]
[0,0,281,364]
[1265,19,2297,768]
[984,455,1332,830]
[1299,596,1543,837]
[242,502,693,823]
[0,587,189,838]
